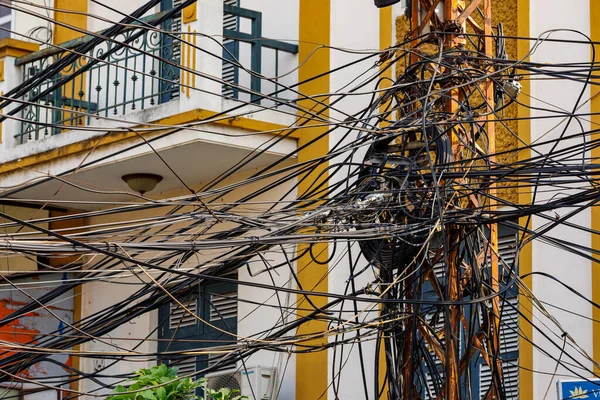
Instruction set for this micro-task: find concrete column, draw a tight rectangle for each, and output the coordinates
[180,0,224,112]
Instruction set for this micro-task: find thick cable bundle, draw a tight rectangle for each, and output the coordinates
[354,119,453,270]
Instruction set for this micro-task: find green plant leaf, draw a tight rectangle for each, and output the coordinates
[114,385,128,393]
[155,386,167,400]
[138,389,157,400]
[107,364,241,400]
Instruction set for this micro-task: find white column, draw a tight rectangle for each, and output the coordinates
[180,0,224,112]
[328,1,381,399]
[0,55,26,151]
[528,0,593,396]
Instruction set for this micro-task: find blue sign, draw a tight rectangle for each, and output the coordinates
[558,379,600,399]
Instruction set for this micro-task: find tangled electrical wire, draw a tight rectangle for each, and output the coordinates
[0,0,599,399]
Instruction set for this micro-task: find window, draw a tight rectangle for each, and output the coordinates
[158,280,238,377]
[222,0,240,99]
[422,223,520,399]
[0,0,12,40]
[476,224,520,399]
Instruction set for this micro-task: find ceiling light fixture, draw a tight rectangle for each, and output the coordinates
[122,173,163,195]
[374,0,401,8]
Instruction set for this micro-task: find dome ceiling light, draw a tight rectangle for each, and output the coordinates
[374,0,401,8]
[122,173,163,195]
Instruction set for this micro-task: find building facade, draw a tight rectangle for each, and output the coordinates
[0,0,597,399]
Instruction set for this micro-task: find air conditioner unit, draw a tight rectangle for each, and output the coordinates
[205,366,277,400]
[205,369,242,395]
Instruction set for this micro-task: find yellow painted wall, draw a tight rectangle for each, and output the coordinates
[0,205,49,272]
[489,0,519,205]
[590,0,600,376]
[378,6,393,399]
[296,1,330,399]
[54,0,88,129]
[53,0,88,44]
[516,0,532,397]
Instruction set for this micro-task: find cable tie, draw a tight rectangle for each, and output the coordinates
[249,236,260,248]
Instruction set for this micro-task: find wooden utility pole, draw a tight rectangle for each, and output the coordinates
[403,0,499,399]
[443,1,463,398]
[484,0,502,398]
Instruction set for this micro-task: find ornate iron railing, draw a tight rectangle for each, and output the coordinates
[13,5,299,145]
[14,12,181,144]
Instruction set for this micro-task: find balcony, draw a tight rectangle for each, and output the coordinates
[7,4,298,145]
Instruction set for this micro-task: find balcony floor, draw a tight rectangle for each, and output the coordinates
[2,131,297,211]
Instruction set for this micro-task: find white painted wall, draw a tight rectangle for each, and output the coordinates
[13,0,54,44]
[528,0,593,397]
[87,0,156,33]
[328,1,381,399]
[183,0,226,112]
[233,169,298,400]
[237,0,299,113]
[0,54,27,152]
[79,162,298,397]
[79,275,159,396]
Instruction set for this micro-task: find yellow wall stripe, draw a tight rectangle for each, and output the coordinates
[296,1,330,399]
[181,30,187,94]
[378,5,392,398]
[517,0,533,398]
[181,27,197,99]
[591,0,600,375]
[192,30,197,90]
[52,1,88,393]
[54,0,88,45]
[187,27,192,98]
[54,0,88,129]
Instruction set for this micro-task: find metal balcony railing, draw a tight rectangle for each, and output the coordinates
[13,4,299,145]
[14,11,181,144]
[222,4,299,104]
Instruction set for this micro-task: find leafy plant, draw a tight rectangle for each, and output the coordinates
[105,364,247,400]
[204,387,246,400]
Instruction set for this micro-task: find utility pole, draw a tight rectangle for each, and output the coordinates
[381,0,501,398]
[442,2,463,399]
[483,0,503,398]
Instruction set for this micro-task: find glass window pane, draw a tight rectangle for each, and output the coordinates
[0,1,11,18]
[0,22,10,39]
